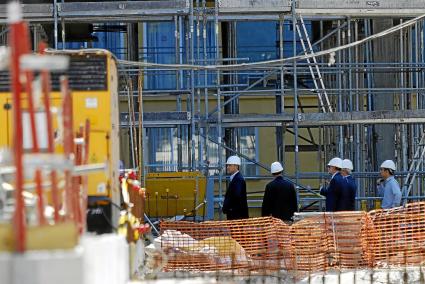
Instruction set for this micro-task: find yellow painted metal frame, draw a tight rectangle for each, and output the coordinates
[145,172,206,218]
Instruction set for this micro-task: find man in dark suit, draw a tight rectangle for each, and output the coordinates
[320,157,346,212]
[222,155,249,220]
[339,159,357,211]
[262,161,298,222]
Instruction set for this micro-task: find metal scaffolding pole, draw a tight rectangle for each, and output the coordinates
[292,0,300,210]
[175,15,184,172]
[347,18,353,161]
[189,0,196,170]
[53,0,58,49]
[354,19,363,201]
[196,0,202,172]
[337,20,344,157]
[277,14,286,166]
[202,0,210,176]
[214,0,224,220]
[400,19,409,174]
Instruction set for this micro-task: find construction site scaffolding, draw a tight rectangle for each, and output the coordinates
[4,0,425,215]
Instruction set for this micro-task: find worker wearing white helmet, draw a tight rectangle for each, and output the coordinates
[341,159,353,174]
[320,157,347,212]
[340,159,357,211]
[261,162,297,222]
[222,156,249,220]
[378,160,401,209]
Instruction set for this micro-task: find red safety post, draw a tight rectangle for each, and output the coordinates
[38,42,61,223]
[61,76,75,221]
[16,4,47,225]
[24,70,46,225]
[9,3,28,252]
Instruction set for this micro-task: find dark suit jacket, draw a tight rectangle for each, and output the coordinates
[261,176,298,221]
[320,172,346,212]
[223,172,249,220]
[337,175,357,211]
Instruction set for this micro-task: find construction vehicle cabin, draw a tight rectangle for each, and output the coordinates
[0,49,120,233]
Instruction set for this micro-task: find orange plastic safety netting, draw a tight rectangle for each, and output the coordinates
[158,217,293,271]
[158,202,425,273]
[368,202,425,267]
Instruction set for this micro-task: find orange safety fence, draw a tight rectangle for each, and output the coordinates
[159,202,425,274]
[368,202,425,267]
[159,217,293,271]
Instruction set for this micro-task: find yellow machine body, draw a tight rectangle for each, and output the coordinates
[0,50,120,232]
[145,172,206,218]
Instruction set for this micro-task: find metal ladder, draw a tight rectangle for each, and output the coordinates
[402,131,425,204]
[295,15,333,113]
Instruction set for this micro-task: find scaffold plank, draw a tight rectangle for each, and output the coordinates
[0,1,189,23]
[0,0,423,22]
[212,109,425,127]
[58,1,189,19]
[297,0,425,16]
[218,0,291,13]
[120,111,191,127]
[0,4,52,22]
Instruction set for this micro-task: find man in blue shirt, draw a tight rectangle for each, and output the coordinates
[378,160,402,209]
[320,157,345,212]
[340,159,357,211]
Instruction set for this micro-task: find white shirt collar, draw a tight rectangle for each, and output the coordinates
[230,171,239,181]
[331,172,338,180]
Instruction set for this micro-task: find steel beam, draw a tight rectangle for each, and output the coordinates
[218,0,291,14]
[58,1,189,19]
[1,0,424,23]
[121,108,425,131]
[299,109,425,126]
[0,1,189,23]
[208,109,425,127]
[0,4,52,23]
[120,111,191,127]
[297,0,425,17]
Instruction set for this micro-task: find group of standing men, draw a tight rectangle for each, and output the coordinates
[222,155,403,222]
[320,157,357,212]
[320,157,402,211]
[222,156,297,222]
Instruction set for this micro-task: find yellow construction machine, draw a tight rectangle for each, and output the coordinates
[0,49,120,233]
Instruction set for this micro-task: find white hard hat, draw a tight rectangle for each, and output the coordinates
[342,159,353,171]
[270,161,283,174]
[380,160,396,171]
[327,157,343,168]
[226,155,241,165]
